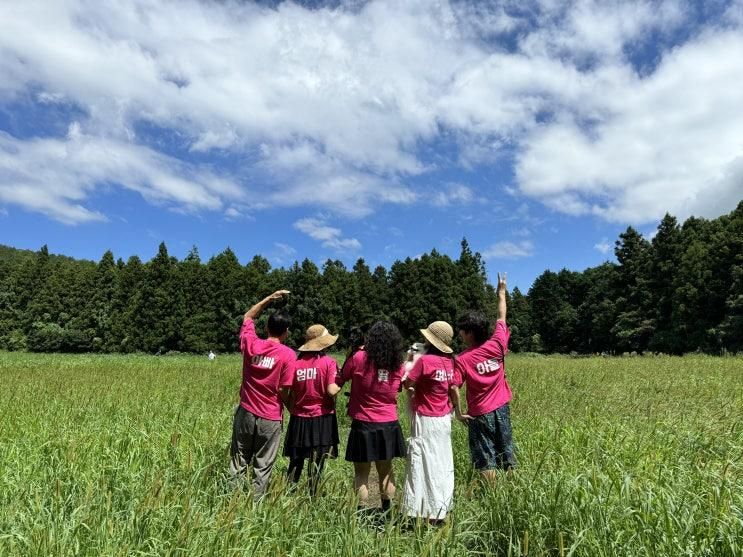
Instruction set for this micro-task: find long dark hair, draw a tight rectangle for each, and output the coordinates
[365,321,403,371]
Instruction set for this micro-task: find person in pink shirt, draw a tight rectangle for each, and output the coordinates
[329,321,405,516]
[230,289,295,499]
[283,324,340,496]
[451,273,517,483]
[402,321,456,522]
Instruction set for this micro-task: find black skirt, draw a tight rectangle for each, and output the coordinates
[345,419,406,463]
[283,413,339,459]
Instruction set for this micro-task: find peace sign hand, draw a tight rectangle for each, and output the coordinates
[497,272,507,293]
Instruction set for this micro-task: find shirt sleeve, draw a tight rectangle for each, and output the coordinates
[324,358,339,389]
[490,320,509,358]
[336,353,356,387]
[406,358,424,383]
[239,319,257,355]
[278,354,294,388]
[452,357,465,387]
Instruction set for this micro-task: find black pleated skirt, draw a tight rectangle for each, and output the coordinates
[345,419,406,462]
[283,413,339,459]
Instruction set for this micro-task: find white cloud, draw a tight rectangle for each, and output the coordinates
[515,28,743,224]
[432,183,474,207]
[594,238,611,255]
[274,242,297,257]
[482,240,534,259]
[224,207,242,220]
[0,127,244,224]
[294,217,362,252]
[0,0,740,226]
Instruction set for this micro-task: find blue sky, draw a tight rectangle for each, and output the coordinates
[1,0,742,292]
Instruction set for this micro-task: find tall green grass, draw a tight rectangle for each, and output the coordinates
[1,353,741,556]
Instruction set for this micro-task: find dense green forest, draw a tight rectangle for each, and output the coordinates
[1,201,741,355]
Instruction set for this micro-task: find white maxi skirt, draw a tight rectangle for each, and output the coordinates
[402,412,454,520]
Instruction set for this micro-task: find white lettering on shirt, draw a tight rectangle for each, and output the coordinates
[296,367,318,381]
[251,355,276,369]
[433,369,452,382]
[475,358,500,375]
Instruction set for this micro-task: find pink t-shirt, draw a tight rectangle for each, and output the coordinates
[239,319,295,421]
[407,354,454,417]
[290,353,338,418]
[454,320,512,417]
[336,350,404,423]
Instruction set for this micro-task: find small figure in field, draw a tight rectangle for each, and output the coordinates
[208,350,216,361]
[450,272,517,483]
[283,324,341,496]
[230,289,293,499]
[402,322,456,523]
[329,321,406,517]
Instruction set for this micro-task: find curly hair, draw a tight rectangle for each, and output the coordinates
[365,321,403,371]
[456,310,490,346]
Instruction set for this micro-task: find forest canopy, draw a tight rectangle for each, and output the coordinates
[1,201,741,355]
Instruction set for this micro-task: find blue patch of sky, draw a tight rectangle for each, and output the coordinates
[0,89,87,140]
[624,0,734,76]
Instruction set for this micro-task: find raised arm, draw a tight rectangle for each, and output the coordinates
[244,289,290,322]
[496,272,507,323]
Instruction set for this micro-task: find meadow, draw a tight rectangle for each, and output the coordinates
[0,352,741,556]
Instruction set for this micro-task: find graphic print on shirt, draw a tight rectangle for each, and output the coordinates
[475,358,500,375]
[296,367,318,381]
[251,355,276,369]
[377,369,389,382]
[433,369,454,382]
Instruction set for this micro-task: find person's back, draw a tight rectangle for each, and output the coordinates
[230,289,293,499]
[451,273,517,477]
[291,352,338,417]
[240,318,296,420]
[454,320,511,417]
[343,350,403,422]
[409,352,455,417]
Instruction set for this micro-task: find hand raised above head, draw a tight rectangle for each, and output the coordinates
[269,289,290,301]
[497,272,507,292]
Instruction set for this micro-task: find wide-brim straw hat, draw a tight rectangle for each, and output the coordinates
[420,321,454,354]
[298,324,338,352]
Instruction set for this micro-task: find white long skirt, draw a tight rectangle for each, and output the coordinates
[402,412,454,520]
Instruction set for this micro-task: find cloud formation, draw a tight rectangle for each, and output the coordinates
[593,239,612,255]
[482,240,534,260]
[0,0,741,225]
[294,217,361,252]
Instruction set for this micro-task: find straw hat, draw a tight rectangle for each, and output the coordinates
[298,324,338,352]
[420,321,453,354]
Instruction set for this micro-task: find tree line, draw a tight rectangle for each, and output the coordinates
[1,201,741,355]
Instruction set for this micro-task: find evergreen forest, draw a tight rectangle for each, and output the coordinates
[1,201,741,355]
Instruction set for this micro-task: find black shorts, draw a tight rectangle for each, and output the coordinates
[468,404,517,471]
[345,419,406,463]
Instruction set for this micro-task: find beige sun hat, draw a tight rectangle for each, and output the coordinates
[298,324,339,352]
[420,321,454,354]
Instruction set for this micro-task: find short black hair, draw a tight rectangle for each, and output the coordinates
[457,311,490,346]
[267,310,292,337]
[347,325,367,352]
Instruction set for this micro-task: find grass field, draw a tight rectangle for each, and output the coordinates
[1,352,742,556]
